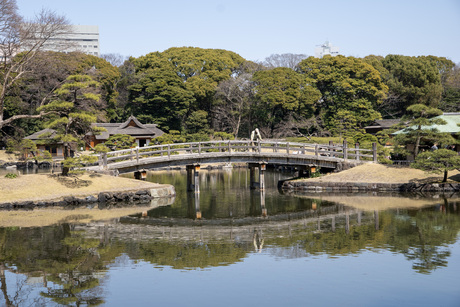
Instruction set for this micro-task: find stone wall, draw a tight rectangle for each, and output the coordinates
[0,186,176,210]
[281,180,460,193]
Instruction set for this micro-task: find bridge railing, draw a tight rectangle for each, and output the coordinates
[97,140,377,169]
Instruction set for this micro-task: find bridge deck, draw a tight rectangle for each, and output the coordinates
[87,140,377,174]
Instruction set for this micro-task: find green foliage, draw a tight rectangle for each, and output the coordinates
[128,47,245,132]
[185,110,209,134]
[62,155,98,174]
[40,75,101,163]
[94,143,110,153]
[395,104,453,157]
[297,55,387,131]
[252,67,321,135]
[411,149,460,182]
[154,130,186,144]
[5,173,18,179]
[36,150,52,162]
[104,134,136,150]
[185,133,211,142]
[213,131,235,140]
[6,139,37,160]
[380,55,449,113]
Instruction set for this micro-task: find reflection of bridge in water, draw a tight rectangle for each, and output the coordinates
[87,140,377,191]
[76,200,381,249]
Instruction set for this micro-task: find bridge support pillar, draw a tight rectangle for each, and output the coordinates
[249,163,266,190]
[186,164,200,193]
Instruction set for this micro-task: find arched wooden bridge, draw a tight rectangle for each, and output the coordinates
[88,140,377,174]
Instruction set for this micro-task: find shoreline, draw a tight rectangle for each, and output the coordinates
[0,173,175,209]
[281,163,460,193]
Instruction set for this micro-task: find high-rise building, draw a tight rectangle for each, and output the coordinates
[43,25,100,56]
[315,41,339,58]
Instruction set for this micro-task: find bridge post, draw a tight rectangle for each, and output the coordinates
[258,140,261,153]
[249,163,266,190]
[228,140,231,153]
[186,164,200,193]
[167,145,171,158]
[286,142,290,154]
[355,143,360,161]
[329,141,334,157]
[187,165,193,191]
[249,164,257,189]
[259,163,266,190]
[102,153,107,170]
[136,148,139,164]
[315,144,319,156]
[343,139,348,161]
[372,142,377,163]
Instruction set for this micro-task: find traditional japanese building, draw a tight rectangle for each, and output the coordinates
[86,115,165,149]
[25,116,164,158]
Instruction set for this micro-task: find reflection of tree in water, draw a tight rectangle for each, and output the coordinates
[401,208,458,274]
[0,225,112,306]
[1,200,460,305]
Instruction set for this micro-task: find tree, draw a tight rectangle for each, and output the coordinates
[128,52,195,131]
[128,47,246,132]
[38,74,103,175]
[373,55,453,117]
[251,67,321,137]
[440,64,460,112]
[0,0,70,128]
[214,72,253,137]
[297,55,387,132]
[262,53,308,69]
[1,52,120,141]
[104,134,135,150]
[412,149,460,182]
[394,104,451,157]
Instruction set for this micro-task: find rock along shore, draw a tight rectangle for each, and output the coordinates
[0,185,176,210]
[281,180,460,193]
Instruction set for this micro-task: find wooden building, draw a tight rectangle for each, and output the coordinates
[86,115,164,149]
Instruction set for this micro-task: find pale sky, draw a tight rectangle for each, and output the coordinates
[16,0,460,63]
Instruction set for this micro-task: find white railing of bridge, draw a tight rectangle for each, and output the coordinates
[97,140,377,169]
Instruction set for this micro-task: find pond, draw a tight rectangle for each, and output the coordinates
[1,168,459,306]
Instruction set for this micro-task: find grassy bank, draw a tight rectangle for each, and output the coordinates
[296,163,460,184]
[0,173,164,203]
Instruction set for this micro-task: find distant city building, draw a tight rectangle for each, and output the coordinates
[42,25,100,57]
[315,41,339,58]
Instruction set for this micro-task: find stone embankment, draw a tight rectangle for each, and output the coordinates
[0,185,176,210]
[281,180,460,193]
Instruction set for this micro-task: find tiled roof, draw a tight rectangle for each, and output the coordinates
[25,116,165,141]
[92,115,164,140]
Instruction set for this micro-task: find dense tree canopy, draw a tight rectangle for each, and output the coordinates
[366,55,455,118]
[252,67,321,136]
[1,37,459,146]
[297,55,388,131]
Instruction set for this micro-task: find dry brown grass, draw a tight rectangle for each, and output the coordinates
[0,173,163,203]
[0,206,153,228]
[0,150,17,162]
[299,163,460,184]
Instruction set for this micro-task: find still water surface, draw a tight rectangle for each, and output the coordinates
[1,168,460,306]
